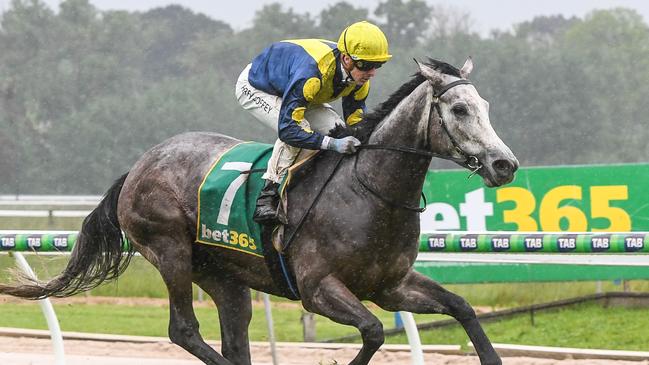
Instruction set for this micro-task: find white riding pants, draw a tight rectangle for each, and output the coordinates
[235,64,344,183]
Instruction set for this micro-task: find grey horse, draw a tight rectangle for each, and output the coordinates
[0,58,518,365]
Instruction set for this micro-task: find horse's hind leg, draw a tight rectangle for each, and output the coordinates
[374,271,501,365]
[194,274,252,365]
[132,235,233,365]
[301,275,384,365]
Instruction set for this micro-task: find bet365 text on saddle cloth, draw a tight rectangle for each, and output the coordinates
[196,142,273,257]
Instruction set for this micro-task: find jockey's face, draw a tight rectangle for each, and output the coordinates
[342,54,379,86]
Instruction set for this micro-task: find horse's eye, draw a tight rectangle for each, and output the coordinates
[451,105,468,116]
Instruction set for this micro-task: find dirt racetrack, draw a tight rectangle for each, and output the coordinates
[0,335,647,365]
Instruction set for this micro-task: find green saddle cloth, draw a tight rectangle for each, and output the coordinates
[196,142,273,257]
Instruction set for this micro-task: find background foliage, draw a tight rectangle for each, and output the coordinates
[1,0,647,194]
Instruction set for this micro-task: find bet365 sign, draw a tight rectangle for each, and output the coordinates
[420,163,649,232]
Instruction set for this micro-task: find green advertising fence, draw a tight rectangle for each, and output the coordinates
[420,163,649,232]
[415,163,649,284]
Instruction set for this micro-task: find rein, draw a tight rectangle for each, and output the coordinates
[353,145,431,212]
[352,78,482,212]
[355,143,439,157]
[282,154,346,252]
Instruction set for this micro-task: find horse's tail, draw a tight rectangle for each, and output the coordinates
[0,173,135,299]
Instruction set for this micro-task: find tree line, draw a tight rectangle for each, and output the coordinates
[1,0,648,193]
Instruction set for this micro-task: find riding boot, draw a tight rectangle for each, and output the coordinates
[253,180,281,225]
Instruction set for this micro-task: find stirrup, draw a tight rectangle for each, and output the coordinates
[253,201,288,225]
[253,205,280,225]
[254,180,284,225]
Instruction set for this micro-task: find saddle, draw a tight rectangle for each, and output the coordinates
[196,142,327,300]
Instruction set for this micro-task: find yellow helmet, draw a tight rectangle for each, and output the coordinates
[337,21,392,62]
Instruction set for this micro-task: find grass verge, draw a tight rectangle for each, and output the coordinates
[0,299,648,351]
[0,299,396,342]
[385,302,649,350]
[2,255,648,306]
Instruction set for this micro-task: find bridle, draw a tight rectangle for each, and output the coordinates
[354,78,483,212]
[430,79,482,173]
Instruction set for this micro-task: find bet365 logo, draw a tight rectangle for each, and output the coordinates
[421,185,633,232]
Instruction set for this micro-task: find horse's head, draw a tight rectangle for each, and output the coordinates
[417,58,518,187]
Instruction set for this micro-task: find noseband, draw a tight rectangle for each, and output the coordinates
[354,78,482,212]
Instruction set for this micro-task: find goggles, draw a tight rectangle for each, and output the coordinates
[353,60,384,71]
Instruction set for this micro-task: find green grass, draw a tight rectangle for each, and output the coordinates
[442,280,649,308]
[386,303,649,351]
[3,255,648,305]
[0,300,395,342]
[0,255,170,298]
[1,300,648,350]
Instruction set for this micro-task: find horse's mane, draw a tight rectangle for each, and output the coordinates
[330,58,461,142]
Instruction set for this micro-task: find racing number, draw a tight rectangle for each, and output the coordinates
[217,162,253,225]
[497,185,631,231]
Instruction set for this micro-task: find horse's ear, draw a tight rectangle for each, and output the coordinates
[460,57,473,78]
[414,58,442,82]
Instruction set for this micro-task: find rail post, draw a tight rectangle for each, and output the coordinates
[13,252,66,365]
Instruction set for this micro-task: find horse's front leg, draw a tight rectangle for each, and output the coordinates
[374,270,501,365]
[300,274,384,365]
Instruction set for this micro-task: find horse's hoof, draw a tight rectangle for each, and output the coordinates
[482,359,502,365]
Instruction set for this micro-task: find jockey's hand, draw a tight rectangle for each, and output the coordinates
[326,136,361,154]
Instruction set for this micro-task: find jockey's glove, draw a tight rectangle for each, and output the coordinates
[322,136,361,154]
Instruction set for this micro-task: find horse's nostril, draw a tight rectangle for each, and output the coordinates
[492,159,514,174]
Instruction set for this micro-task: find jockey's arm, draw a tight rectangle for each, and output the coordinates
[277,78,327,150]
[277,77,362,154]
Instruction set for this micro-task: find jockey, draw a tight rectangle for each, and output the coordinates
[235,21,391,225]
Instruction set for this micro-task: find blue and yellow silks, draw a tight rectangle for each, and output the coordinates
[248,39,370,150]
